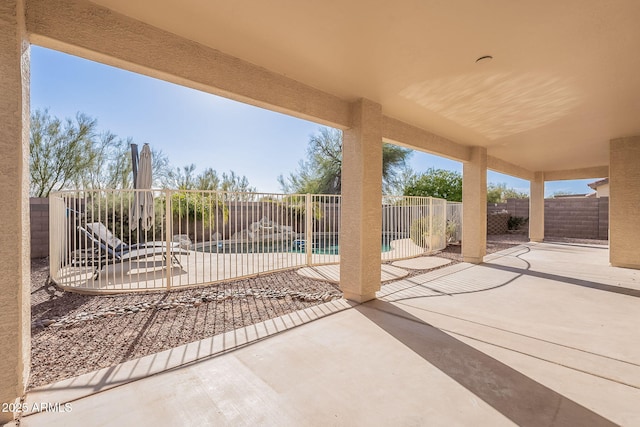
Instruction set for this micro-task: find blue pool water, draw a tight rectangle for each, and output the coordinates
[194,239,392,254]
[290,239,391,255]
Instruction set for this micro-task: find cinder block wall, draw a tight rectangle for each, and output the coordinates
[486,197,609,240]
[30,198,49,258]
[544,198,599,238]
[506,198,530,218]
[597,197,609,240]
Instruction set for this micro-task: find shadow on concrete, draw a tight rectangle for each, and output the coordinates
[359,300,617,427]
[379,249,531,303]
[542,240,609,250]
[484,263,640,298]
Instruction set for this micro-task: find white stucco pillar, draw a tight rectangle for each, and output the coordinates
[0,0,30,422]
[610,136,640,269]
[529,172,545,243]
[339,99,382,302]
[462,147,487,264]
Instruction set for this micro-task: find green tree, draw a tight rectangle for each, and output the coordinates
[148,146,172,188]
[79,134,133,190]
[195,168,221,191]
[278,127,413,194]
[104,142,170,189]
[168,164,256,194]
[82,138,171,190]
[384,166,417,196]
[220,171,256,194]
[487,183,528,203]
[30,109,171,195]
[168,164,198,190]
[168,165,254,227]
[30,109,98,197]
[403,168,463,201]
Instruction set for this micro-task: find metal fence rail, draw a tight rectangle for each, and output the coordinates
[50,190,454,293]
[381,196,447,260]
[446,201,463,244]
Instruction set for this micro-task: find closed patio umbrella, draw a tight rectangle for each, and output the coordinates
[131,143,154,236]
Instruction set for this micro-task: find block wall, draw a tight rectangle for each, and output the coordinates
[486,197,608,240]
[544,198,601,239]
[30,198,49,258]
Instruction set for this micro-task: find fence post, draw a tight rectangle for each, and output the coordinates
[429,197,433,253]
[305,193,313,266]
[165,189,172,290]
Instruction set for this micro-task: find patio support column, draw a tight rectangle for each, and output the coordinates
[462,147,487,264]
[0,0,30,423]
[529,172,545,242]
[610,136,640,269]
[340,99,382,302]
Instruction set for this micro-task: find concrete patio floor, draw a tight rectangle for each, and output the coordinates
[14,242,640,426]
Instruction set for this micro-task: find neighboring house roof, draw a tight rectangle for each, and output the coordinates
[553,194,589,198]
[588,178,609,190]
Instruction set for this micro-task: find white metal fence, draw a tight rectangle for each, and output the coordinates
[446,201,463,244]
[381,196,447,260]
[50,190,454,293]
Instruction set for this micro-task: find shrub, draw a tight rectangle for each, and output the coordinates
[170,191,228,224]
[409,216,445,249]
[508,216,528,230]
[446,220,459,243]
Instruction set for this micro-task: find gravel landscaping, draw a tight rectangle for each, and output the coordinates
[29,234,535,389]
[30,264,343,389]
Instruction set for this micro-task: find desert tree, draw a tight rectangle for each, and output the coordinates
[278,127,412,194]
[403,168,463,202]
[486,183,529,203]
[30,109,98,197]
[30,109,171,195]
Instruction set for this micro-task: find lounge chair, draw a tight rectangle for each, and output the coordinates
[85,221,175,253]
[77,226,190,279]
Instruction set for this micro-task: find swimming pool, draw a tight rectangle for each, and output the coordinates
[289,239,392,255]
[192,238,392,254]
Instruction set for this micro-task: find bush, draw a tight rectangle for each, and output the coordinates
[409,216,445,249]
[508,216,528,230]
[446,220,459,243]
[170,191,228,224]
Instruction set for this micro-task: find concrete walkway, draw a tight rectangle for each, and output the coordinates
[14,242,640,426]
[296,256,452,283]
[297,263,410,283]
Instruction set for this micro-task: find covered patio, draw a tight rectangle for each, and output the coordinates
[2,0,640,424]
[18,242,640,426]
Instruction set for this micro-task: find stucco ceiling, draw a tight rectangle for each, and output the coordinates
[90,0,640,174]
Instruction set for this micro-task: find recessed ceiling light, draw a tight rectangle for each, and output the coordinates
[475,55,493,64]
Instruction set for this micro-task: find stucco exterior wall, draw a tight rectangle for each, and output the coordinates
[462,147,487,263]
[610,136,640,268]
[340,99,382,302]
[595,183,610,198]
[529,172,545,242]
[0,0,30,422]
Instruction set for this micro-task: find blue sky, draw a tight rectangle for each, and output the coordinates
[31,46,598,196]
